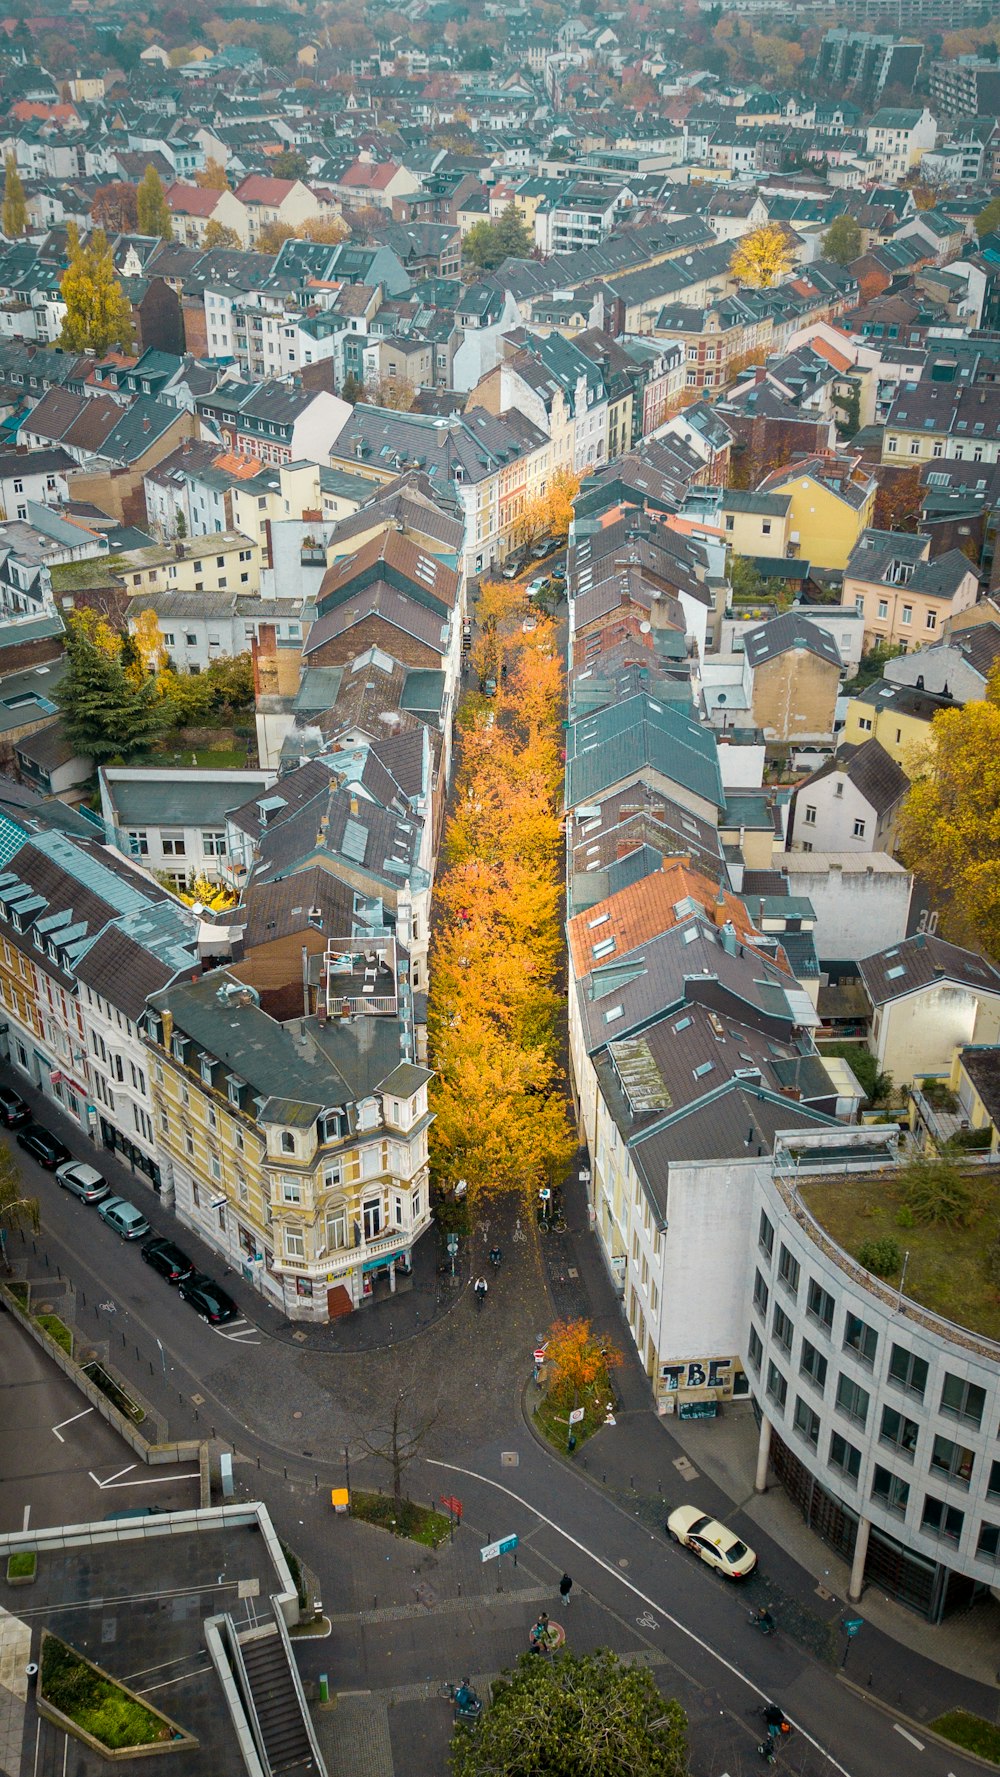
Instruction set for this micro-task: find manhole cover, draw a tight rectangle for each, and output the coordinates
[414,1581,437,1608]
[618,1558,629,1569]
[500,1451,519,1467]
[293,1411,302,1419]
[292,1330,308,1343]
[567,1268,578,1279]
[815,1584,833,1601]
[191,1394,204,1406]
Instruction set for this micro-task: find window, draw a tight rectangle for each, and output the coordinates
[127,830,148,857]
[280,1131,295,1154]
[880,1404,918,1457]
[778,1245,799,1298]
[725,514,735,531]
[202,830,226,857]
[843,1312,877,1366]
[930,1434,974,1488]
[851,817,866,839]
[758,1209,774,1259]
[857,716,872,733]
[748,1325,762,1371]
[284,1225,305,1260]
[804,805,816,826]
[773,1302,793,1355]
[887,436,897,453]
[988,1460,1000,1500]
[794,1396,820,1448]
[281,1178,302,1205]
[161,832,186,857]
[940,1374,985,1429]
[877,599,888,620]
[871,1465,909,1518]
[766,1360,787,1413]
[800,1337,827,1393]
[888,1343,927,1399]
[807,1278,834,1331]
[326,1205,347,1249]
[921,1495,963,1545]
[836,1373,869,1428]
[762,521,771,537]
[978,1522,1000,1563]
[925,610,937,631]
[829,1431,861,1482]
[901,605,912,626]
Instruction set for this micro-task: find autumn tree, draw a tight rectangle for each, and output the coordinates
[366,374,417,411]
[873,465,923,533]
[975,195,1000,240]
[0,1144,38,1252]
[195,159,229,190]
[347,204,386,243]
[513,494,549,548]
[821,213,862,265]
[256,219,297,253]
[545,1318,624,1397]
[137,164,173,239]
[895,663,1000,957]
[729,223,793,290]
[202,220,242,249]
[450,1651,688,1777]
[58,226,134,356]
[132,608,168,673]
[340,371,364,404]
[2,154,26,239]
[92,181,138,234]
[295,214,350,244]
[463,202,533,271]
[547,468,581,540]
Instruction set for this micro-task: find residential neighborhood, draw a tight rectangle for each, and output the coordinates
[0,2,999,1774]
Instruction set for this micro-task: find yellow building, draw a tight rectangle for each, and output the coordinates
[757,453,877,571]
[121,530,261,597]
[841,530,979,651]
[839,678,953,772]
[145,963,434,1324]
[721,488,792,557]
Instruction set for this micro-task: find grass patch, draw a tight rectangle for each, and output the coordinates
[280,1542,308,1611]
[801,1170,1000,1341]
[534,1371,617,1456]
[41,1635,172,1749]
[931,1710,1000,1764]
[350,1490,450,1547]
[81,1361,145,1425]
[7,1551,35,1580]
[7,1281,28,1306]
[35,1313,72,1356]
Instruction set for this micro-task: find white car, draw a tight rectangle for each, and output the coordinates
[666,1504,757,1578]
[55,1161,109,1204]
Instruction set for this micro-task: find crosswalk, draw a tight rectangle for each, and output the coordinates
[214,1316,261,1346]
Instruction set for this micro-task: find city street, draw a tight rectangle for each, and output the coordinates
[1,1081,996,1777]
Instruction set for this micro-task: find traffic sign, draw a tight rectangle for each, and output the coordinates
[569,1406,585,1425]
[533,1347,547,1365]
[480,1534,518,1563]
[440,1494,463,1520]
[844,1618,863,1637]
[539,1187,551,1201]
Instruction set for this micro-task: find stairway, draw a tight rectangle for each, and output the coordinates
[240,1630,317,1774]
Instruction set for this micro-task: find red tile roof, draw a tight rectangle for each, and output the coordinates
[234,174,298,206]
[341,159,397,190]
[165,182,221,218]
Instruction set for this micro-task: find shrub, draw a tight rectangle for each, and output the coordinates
[35,1313,72,1355]
[40,1636,170,1749]
[900,1158,974,1228]
[7,1551,36,1579]
[857,1236,902,1279]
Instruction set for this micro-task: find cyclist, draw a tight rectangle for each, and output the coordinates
[474,1277,488,1308]
[763,1703,789,1739]
[489,1245,502,1269]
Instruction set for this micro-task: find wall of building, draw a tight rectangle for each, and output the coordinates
[774,853,912,964]
[751,651,840,743]
[874,983,1000,1084]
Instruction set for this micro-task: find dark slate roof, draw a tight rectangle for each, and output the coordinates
[958,1045,1000,1127]
[565,694,723,814]
[628,1080,837,1216]
[859,934,1000,1007]
[743,612,843,671]
[802,738,908,815]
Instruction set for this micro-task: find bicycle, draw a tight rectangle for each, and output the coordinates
[748,1607,776,1636]
[439,1680,482,1728]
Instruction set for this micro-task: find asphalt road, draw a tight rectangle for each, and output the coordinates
[0,1083,992,1777]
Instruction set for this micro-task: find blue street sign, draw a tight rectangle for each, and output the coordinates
[844,1618,863,1637]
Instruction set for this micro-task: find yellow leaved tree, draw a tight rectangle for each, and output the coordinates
[729,224,793,290]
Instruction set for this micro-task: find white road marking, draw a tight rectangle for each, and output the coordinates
[52,1406,94,1442]
[893,1726,924,1751]
[88,1463,137,1489]
[215,1321,261,1344]
[22,1505,29,1530]
[93,1472,200,1491]
[426,1457,855,1777]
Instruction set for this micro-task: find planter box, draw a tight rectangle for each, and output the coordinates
[6,1554,36,1586]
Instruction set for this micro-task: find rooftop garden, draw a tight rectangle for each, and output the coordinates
[801,1157,1000,1345]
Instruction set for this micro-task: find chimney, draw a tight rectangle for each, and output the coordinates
[142,416,151,432]
[713,886,727,927]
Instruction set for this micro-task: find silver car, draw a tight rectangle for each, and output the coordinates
[97,1196,151,1240]
[55,1161,110,1204]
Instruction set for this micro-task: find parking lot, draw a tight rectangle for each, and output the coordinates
[0,1309,200,1535]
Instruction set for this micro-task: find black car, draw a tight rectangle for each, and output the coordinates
[178,1273,239,1325]
[141,1235,194,1284]
[16,1123,71,1169]
[0,1086,29,1127]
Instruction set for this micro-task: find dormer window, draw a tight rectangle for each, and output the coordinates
[280,1130,296,1154]
[172,1034,188,1064]
[200,1054,215,1086]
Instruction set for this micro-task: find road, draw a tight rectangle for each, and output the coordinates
[0,1086,991,1777]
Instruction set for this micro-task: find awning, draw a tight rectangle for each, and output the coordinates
[362,1250,404,1273]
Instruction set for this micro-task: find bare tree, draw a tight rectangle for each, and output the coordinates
[356,1383,439,1511]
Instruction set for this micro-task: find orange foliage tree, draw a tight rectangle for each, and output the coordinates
[428,607,574,1206]
[545,1317,624,1398]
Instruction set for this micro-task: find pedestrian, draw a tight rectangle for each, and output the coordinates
[529,1611,549,1652]
[559,1573,573,1608]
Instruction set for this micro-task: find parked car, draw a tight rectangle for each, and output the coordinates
[526,577,549,598]
[55,1160,110,1204]
[16,1123,71,1169]
[666,1505,757,1579]
[501,559,521,580]
[141,1235,194,1283]
[0,1086,30,1127]
[177,1273,239,1325]
[531,539,552,559]
[97,1196,151,1241]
